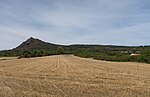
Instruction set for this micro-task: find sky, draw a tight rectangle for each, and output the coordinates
[0,0,150,50]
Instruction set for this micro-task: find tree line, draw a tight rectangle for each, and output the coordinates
[0,45,150,63]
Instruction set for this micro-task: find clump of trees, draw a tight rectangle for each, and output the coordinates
[74,50,132,62]
[73,47,150,64]
[137,49,150,63]
[18,50,49,58]
[18,47,71,58]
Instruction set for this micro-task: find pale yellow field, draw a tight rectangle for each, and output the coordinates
[0,55,149,97]
[0,57,17,61]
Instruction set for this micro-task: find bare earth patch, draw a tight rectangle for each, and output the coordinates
[0,55,149,97]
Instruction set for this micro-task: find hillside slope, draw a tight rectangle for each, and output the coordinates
[14,37,61,51]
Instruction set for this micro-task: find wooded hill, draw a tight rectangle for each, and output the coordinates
[1,37,150,63]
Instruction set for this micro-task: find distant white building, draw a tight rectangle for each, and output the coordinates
[130,53,140,56]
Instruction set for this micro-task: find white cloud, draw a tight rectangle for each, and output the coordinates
[0,0,150,50]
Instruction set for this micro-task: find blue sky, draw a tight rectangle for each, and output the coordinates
[0,0,150,50]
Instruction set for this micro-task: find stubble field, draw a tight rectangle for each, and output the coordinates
[0,55,149,97]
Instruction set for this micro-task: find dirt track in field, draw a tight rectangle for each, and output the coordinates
[0,55,149,97]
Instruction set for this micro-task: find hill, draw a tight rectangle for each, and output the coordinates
[0,37,150,63]
[15,37,58,50]
[0,37,66,58]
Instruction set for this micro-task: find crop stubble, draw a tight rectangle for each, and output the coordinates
[0,55,149,97]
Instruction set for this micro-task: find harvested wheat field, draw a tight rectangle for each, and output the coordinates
[0,55,149,97]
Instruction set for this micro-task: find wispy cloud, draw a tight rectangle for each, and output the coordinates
[0,0,150,50]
